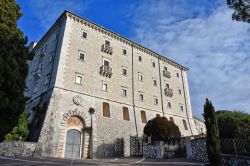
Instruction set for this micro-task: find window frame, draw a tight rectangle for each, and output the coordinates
[102,83,108,92]
[123,107,130,121]
[139,93,144,102]
[75,75,82,85]
[183,119,188,130]
[78,51,85,61]
[82,31,87,39]
[103,102,110,118]
[122,88,127,97]
[141,110,147,123]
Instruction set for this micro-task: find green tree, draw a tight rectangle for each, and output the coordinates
[216,110,250,139]
[5,111,29,141]
[227,0,250,23]
[144,116,181,142]
[0,0,31,141]
[203,99,221,166]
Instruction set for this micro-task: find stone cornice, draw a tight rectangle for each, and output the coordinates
[65,11,189,71]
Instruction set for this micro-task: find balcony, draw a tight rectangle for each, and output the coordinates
[34,68,42,79]
[164,87,173,97]
[101,44,113,55]
[163,70,171,78]
[100,65,112,78]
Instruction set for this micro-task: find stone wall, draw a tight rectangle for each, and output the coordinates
[143,141,186,159]
[186,138,208,162]
[0,141,38,157]
[220,154,250,166]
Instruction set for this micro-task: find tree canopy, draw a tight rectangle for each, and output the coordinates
[143,116,181,142]
[227,0,250,23]
[216,110,250,139]
[0,0,31,141]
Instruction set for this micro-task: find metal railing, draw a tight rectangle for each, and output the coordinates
[163,70,171,78]
[164,87,173,97]
[101,44,113,54]
[100,65,112,78]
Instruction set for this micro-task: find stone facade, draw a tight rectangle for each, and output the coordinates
[25,10,200,159]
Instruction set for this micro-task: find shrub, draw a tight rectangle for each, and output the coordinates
[144,116,181,142]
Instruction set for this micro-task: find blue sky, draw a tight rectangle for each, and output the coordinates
[16,0,250,118]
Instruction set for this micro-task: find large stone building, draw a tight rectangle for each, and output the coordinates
[25,11,199,159]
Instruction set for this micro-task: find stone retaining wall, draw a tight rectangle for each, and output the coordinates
[221,154,250,166]
[186,138,208,162]
[0,141,37,157]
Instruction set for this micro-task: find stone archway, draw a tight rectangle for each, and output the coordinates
[64,116,84,158]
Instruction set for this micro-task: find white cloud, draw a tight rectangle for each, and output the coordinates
[29,0,92,30]
[129,0,250,117]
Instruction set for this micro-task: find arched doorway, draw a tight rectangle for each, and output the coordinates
[65,129,81,158]
[64,116,84,158]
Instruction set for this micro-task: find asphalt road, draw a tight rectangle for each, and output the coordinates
[0,156,204,166]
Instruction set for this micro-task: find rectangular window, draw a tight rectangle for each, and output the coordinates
[122,68,127,76]
[45,74,50,85]
[180,105,184,111]
[141,111,147,123]
[123,49,127,55]
[139,94,144,101]
[183,119,188,130]
[152,62,156,67]
[82,31,87,38]
[166,83,170,88]
[138,73,143,81]
[164,66,168,70]
[33,84,38,94]
[138,55,142,62]
[169,117,174,122]
[49,51,55,63]
[153,80,157,86]
[168,102,171,109]
[154,98,158,105]
[102,83,108,91]
[79,52,85,61]
[176,72,179,77]
[105,40,110,46]
[122,89,127,97]
[123,107,130,121]
[103,102,110,117]
[179,89,182,95]
[104,60,110,66]
[75,75,82,84]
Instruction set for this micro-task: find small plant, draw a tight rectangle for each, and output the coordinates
[5,111,29,141]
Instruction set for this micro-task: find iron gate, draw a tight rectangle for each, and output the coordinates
[130,136,144,157]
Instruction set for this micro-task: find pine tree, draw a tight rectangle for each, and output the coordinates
[203,99,221,166]
[0,0,31,141]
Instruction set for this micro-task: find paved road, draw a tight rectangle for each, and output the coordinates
[0,156,205,166]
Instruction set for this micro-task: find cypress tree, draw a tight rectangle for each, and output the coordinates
[203,99,221,165]
[0,0,31,141]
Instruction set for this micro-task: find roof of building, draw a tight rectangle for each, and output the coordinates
[32,10,189,71]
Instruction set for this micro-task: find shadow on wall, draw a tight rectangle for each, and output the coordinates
[96,138,124,158]
[27,92,52,142]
